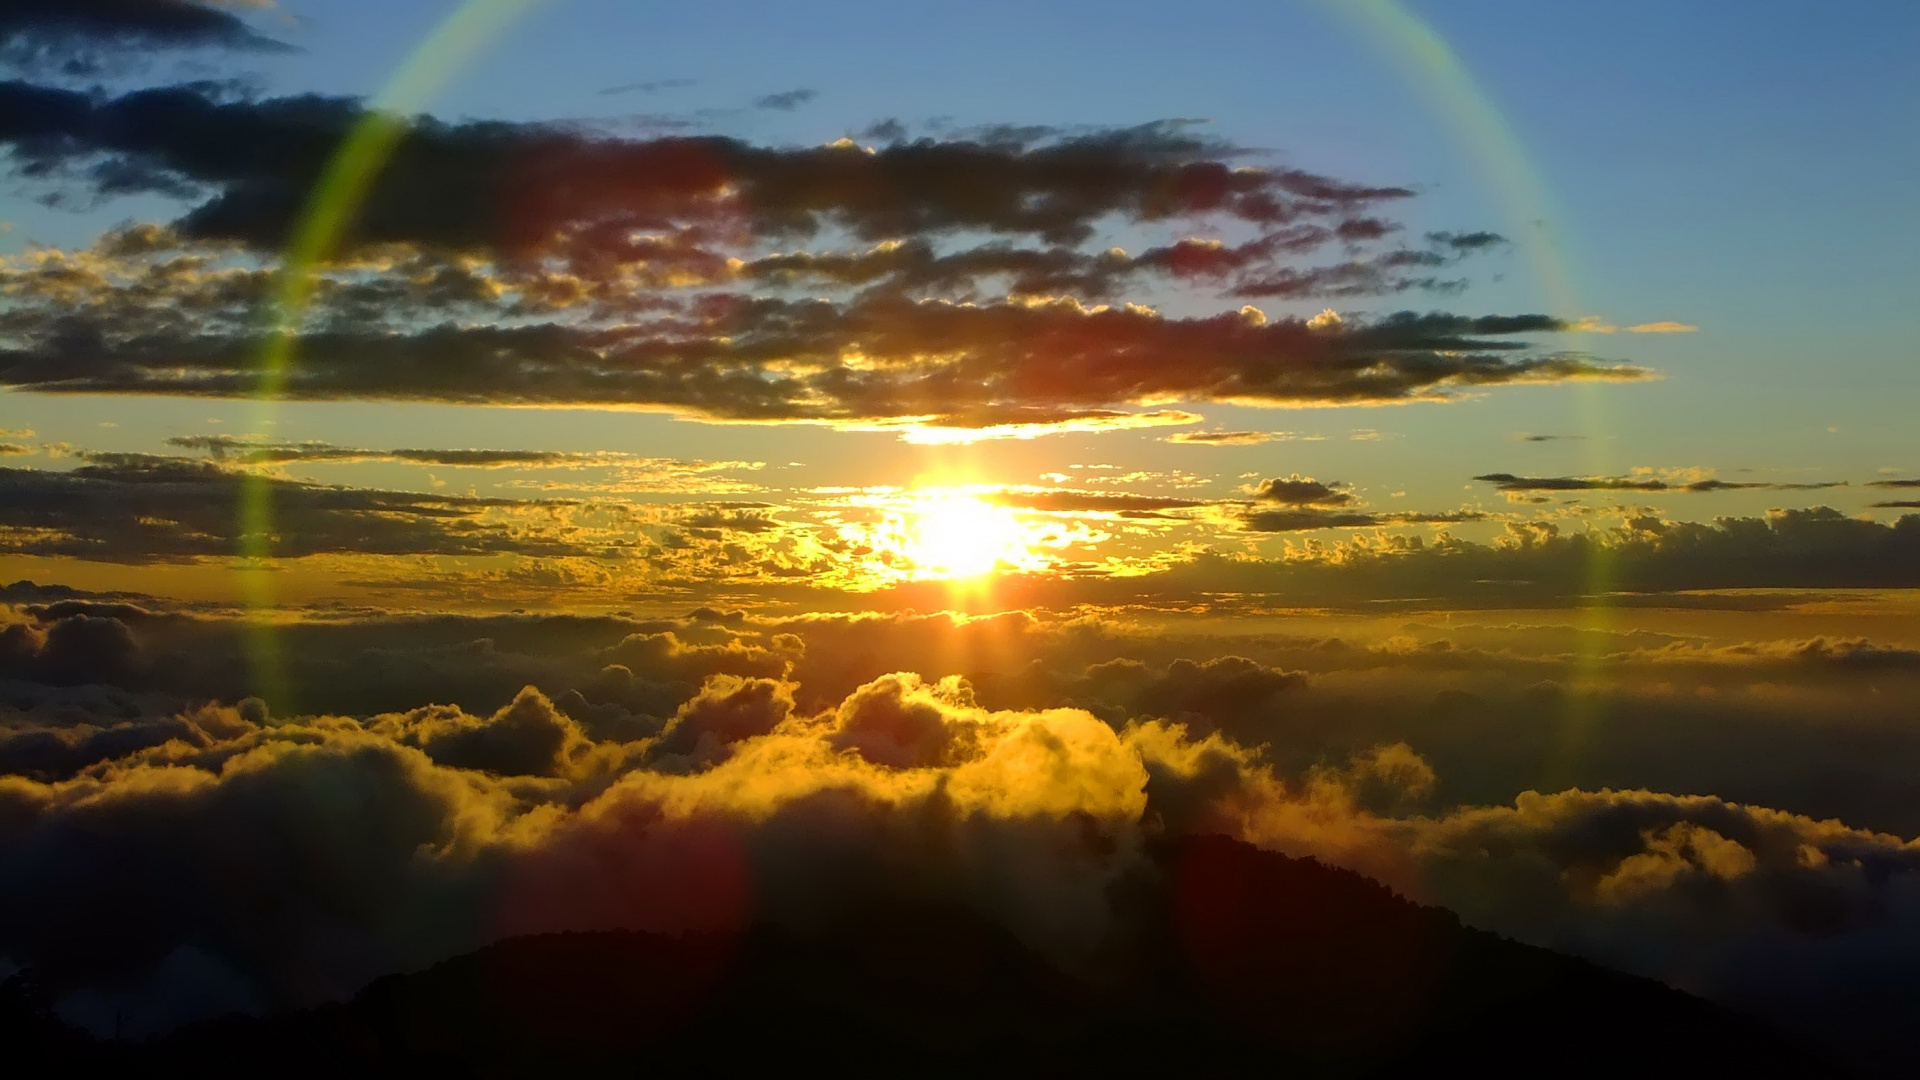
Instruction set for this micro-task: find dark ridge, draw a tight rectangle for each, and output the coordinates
[3,834,1846,1077]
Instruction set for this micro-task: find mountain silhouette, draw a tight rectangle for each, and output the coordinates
[5,834,1844,1077]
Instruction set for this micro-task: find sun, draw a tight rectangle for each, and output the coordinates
[900,493,1033,579]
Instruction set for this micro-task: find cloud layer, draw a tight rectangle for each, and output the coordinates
[2,596,1918,1065]
[0,458,593,562]
[0,81,1644,430]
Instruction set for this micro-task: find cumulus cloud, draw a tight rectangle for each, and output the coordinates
[1383,788,1920,1055]
[0,666,1198,1031]
[379,686,596,778]
[649,674,794,762]
[1247,475,1352,506]
[8,597,1920,832]
[1,625,1917,1064]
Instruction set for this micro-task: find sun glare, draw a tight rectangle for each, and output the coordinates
[900,493,1033,579]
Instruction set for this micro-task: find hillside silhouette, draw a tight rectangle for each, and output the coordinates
[5,834,1843,1077]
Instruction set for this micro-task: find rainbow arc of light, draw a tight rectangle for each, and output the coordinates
[1317,0,1615,787]
[240,0,548,706]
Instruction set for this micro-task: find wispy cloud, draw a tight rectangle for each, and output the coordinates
[1567,316,1700,334]
[598,76,696,96]
[752,87,817,111]
[1475,471,1844,494]
[1163,430,1283,445]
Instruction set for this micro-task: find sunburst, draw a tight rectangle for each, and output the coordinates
[899,492,1036,579]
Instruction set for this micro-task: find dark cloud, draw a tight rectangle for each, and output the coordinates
[1229,251,1469,298]
[1,608,142,687]
[666,503,782,539]
[1317,506,1920,592]
[1683,478,1847,492]
[149,439,763,495]
[0,84,1410,254]
[751,87,816,111]
[1248,475,1351,506]
[1124,655,1308,730]
[0,295,1638,421]
[1162,430,1274,445]
[0,602,811,747]
[1308,506,1920,593]
[0,700,249,780]
[168,435,630,469]
[1476,472,1846,494]
[1874,500,1920,509]
[735,233,1478,300]
[859,117,907,142]
[1241,508,1381,531]
[649,674,794,760]
[0,0,290,73]
[386,686,594,778]
[0,82,1642,425]
[0,458,594,562]
[1241,508,1485,532]
[1425,229,1507,252]
[1869,479,1920,489]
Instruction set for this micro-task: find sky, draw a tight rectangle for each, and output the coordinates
[2,0,1917,614]
[2,0,1919,1068]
